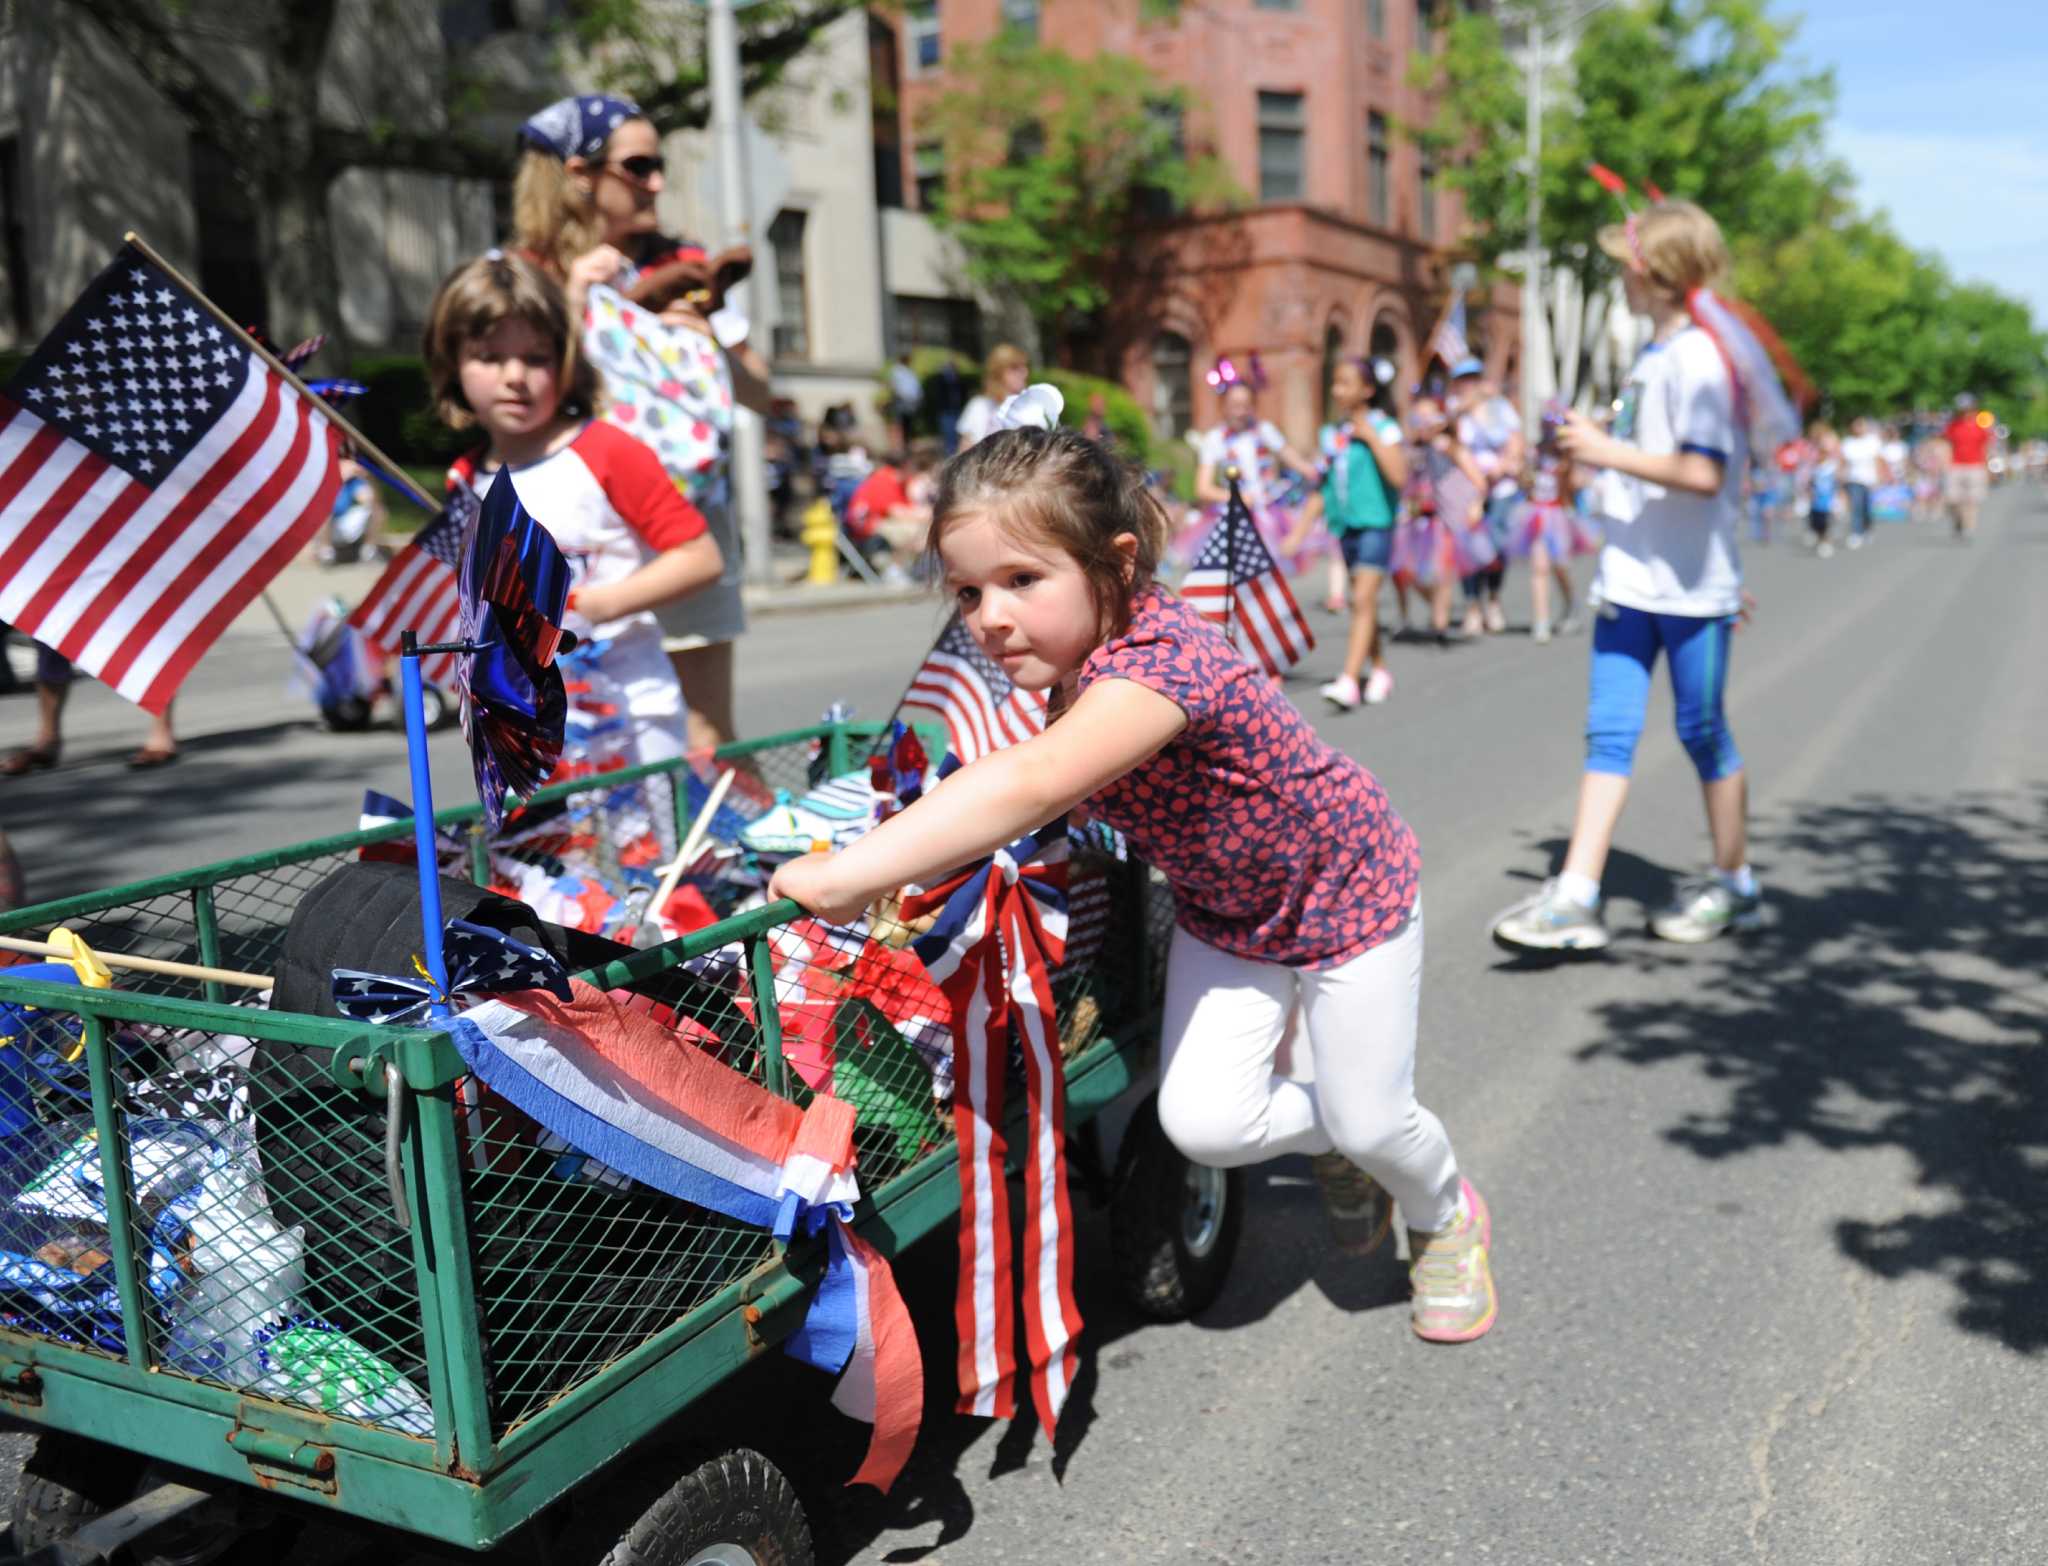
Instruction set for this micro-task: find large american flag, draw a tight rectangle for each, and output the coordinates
[0,242,342,714]
[1180,493,1313,677]
[348,483,475,687]
[896,612,1049,765]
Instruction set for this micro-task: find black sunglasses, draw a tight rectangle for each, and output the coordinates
[606,154,666,182]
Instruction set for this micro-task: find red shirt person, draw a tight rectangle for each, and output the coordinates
[1941,395,1994,539]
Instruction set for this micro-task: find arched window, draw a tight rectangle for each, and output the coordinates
[1322,321,1347,424]
[1152,331,1193,441]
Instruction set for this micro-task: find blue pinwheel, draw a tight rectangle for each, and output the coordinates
[458,476,573,829]
[331,919,573,1027]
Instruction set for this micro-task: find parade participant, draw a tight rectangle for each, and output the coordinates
[1390,394,1487,646]
[1806,423,1841,558]
[0,646,178,774]
[1503,404,1593,644]
[1189,367,1324,577]
[771,393,1497,1342]
[956,344,1030,451]
[1941,394,1993,540]
[1494,198,1790,951]
[1311,357,1407,711]
[1450,361,1520,635]
[510,92,763,754]
[1840,415,1884,549]
[424,252,723,769]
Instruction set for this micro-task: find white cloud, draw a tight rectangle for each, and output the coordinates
[1832,126,2048,318]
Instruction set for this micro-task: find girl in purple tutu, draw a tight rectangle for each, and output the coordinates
[1504,404,1598,642]
[1184,367,1324,577]
[1392,395,1490,644]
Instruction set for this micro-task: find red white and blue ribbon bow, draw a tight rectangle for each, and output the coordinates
[445,979,921,1490]
[330,919,572,1026]
[901,814,1081,1438]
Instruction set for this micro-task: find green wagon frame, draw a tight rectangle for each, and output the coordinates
[0,722,1233,1560]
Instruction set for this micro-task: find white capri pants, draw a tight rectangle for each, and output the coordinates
[1157,901,1461,1234]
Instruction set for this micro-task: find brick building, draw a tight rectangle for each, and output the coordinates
[884,0,1520,445]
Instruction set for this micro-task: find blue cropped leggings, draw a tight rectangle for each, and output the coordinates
[1585,604,1743,781]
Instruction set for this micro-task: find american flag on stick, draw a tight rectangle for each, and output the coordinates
[349,482,475,688]
[895,612,1049,766]
[1180,474,1313,678]
[1430,291,1471,369]
[0,238,347,714]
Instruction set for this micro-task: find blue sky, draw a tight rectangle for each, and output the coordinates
[1793,0,2048,320]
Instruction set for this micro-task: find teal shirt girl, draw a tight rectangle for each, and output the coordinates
[1319,412,1404,532]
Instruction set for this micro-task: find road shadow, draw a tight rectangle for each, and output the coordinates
[1577,788,2048,1352]
[649,1150,1394,1565]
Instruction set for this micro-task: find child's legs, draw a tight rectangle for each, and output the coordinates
[1340,531,1391,679]
[1300,906,1460,1233]
[1562,605,1660,885]
[1529,538,1553,623]
[1656,612,1748,867]
[1157,928,1325,1169]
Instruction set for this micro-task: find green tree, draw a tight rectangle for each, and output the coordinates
[918,38,1239,373]
[53,0,864,352]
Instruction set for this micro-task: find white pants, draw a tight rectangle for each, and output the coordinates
[1157,903,1461,1233]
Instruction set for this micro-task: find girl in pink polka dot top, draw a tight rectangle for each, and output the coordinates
[773,389,1497,1343]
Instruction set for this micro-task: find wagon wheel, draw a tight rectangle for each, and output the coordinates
[9,1433,143,1551]
[556,1448,813,1566]
[1109,1091,1244,1321]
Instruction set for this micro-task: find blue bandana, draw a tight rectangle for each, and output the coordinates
[520,94,643,161]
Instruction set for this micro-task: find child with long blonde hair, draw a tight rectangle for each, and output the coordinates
[1493,198,1797,951]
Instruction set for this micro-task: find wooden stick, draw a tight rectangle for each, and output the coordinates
[646,768,737,925]
[122,231,439,513]
[0,935,274,992]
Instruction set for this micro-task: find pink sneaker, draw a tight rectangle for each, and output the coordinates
[1319,674,1361,710]
[1408,1178,1496,1343]
[1363,667,1395,705]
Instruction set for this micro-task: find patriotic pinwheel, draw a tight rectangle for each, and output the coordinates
[458,475,573,829]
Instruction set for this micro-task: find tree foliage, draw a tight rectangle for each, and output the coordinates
[1412,0,2046,423]
[918,38,1240,372]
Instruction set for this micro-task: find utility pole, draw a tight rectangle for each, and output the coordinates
[707,0,775,586]
[1521,12,1544,446]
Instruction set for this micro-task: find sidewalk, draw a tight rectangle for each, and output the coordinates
[230,548,929,644]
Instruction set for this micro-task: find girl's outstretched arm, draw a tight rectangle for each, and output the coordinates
[770,677,1188,923]
[570,535,724,623]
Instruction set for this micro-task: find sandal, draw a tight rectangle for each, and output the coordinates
[1,744,58,776]
[125,746,179,771]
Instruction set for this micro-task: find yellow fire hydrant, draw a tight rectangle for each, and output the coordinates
[801,497,840,586]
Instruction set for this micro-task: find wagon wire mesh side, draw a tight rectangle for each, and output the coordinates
[0,723,1174,1452]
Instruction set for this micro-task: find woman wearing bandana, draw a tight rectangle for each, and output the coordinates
[508,93,770,757]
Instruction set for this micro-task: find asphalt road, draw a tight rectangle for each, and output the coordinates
[2,486,2044,1564]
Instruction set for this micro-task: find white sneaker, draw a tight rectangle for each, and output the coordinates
[1817,541,1835,559]
[1847,533,1865,551]
[1532,619,1552,645]
[1320,674,1361,710]
[1364,667,1395,704]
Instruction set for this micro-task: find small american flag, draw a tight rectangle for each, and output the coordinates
[0,241,343,714]
[1180,489,1313,677]
[349,483,475,687]
[896,612,1049,765]
[1432,293,1470,368]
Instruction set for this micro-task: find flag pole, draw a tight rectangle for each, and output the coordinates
[121,231,439,513]
[1222,464,1247,657]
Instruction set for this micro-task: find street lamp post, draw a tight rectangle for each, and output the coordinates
[1522,11,1543,446]
[707,0,774,587]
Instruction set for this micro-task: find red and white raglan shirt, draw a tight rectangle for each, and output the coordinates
[449,421,709,767]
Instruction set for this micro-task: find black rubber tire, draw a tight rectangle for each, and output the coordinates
[256,859,646,1399]
[1109,1092,1244,1322]
[572,1449,813,1566]
[9,1433,144,1550]
[322,695,374,732]
[418,682,453,732]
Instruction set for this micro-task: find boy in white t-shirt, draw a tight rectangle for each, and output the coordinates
[1495,200,1769,951]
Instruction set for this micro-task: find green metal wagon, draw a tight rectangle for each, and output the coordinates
[0,722,1241,1564]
